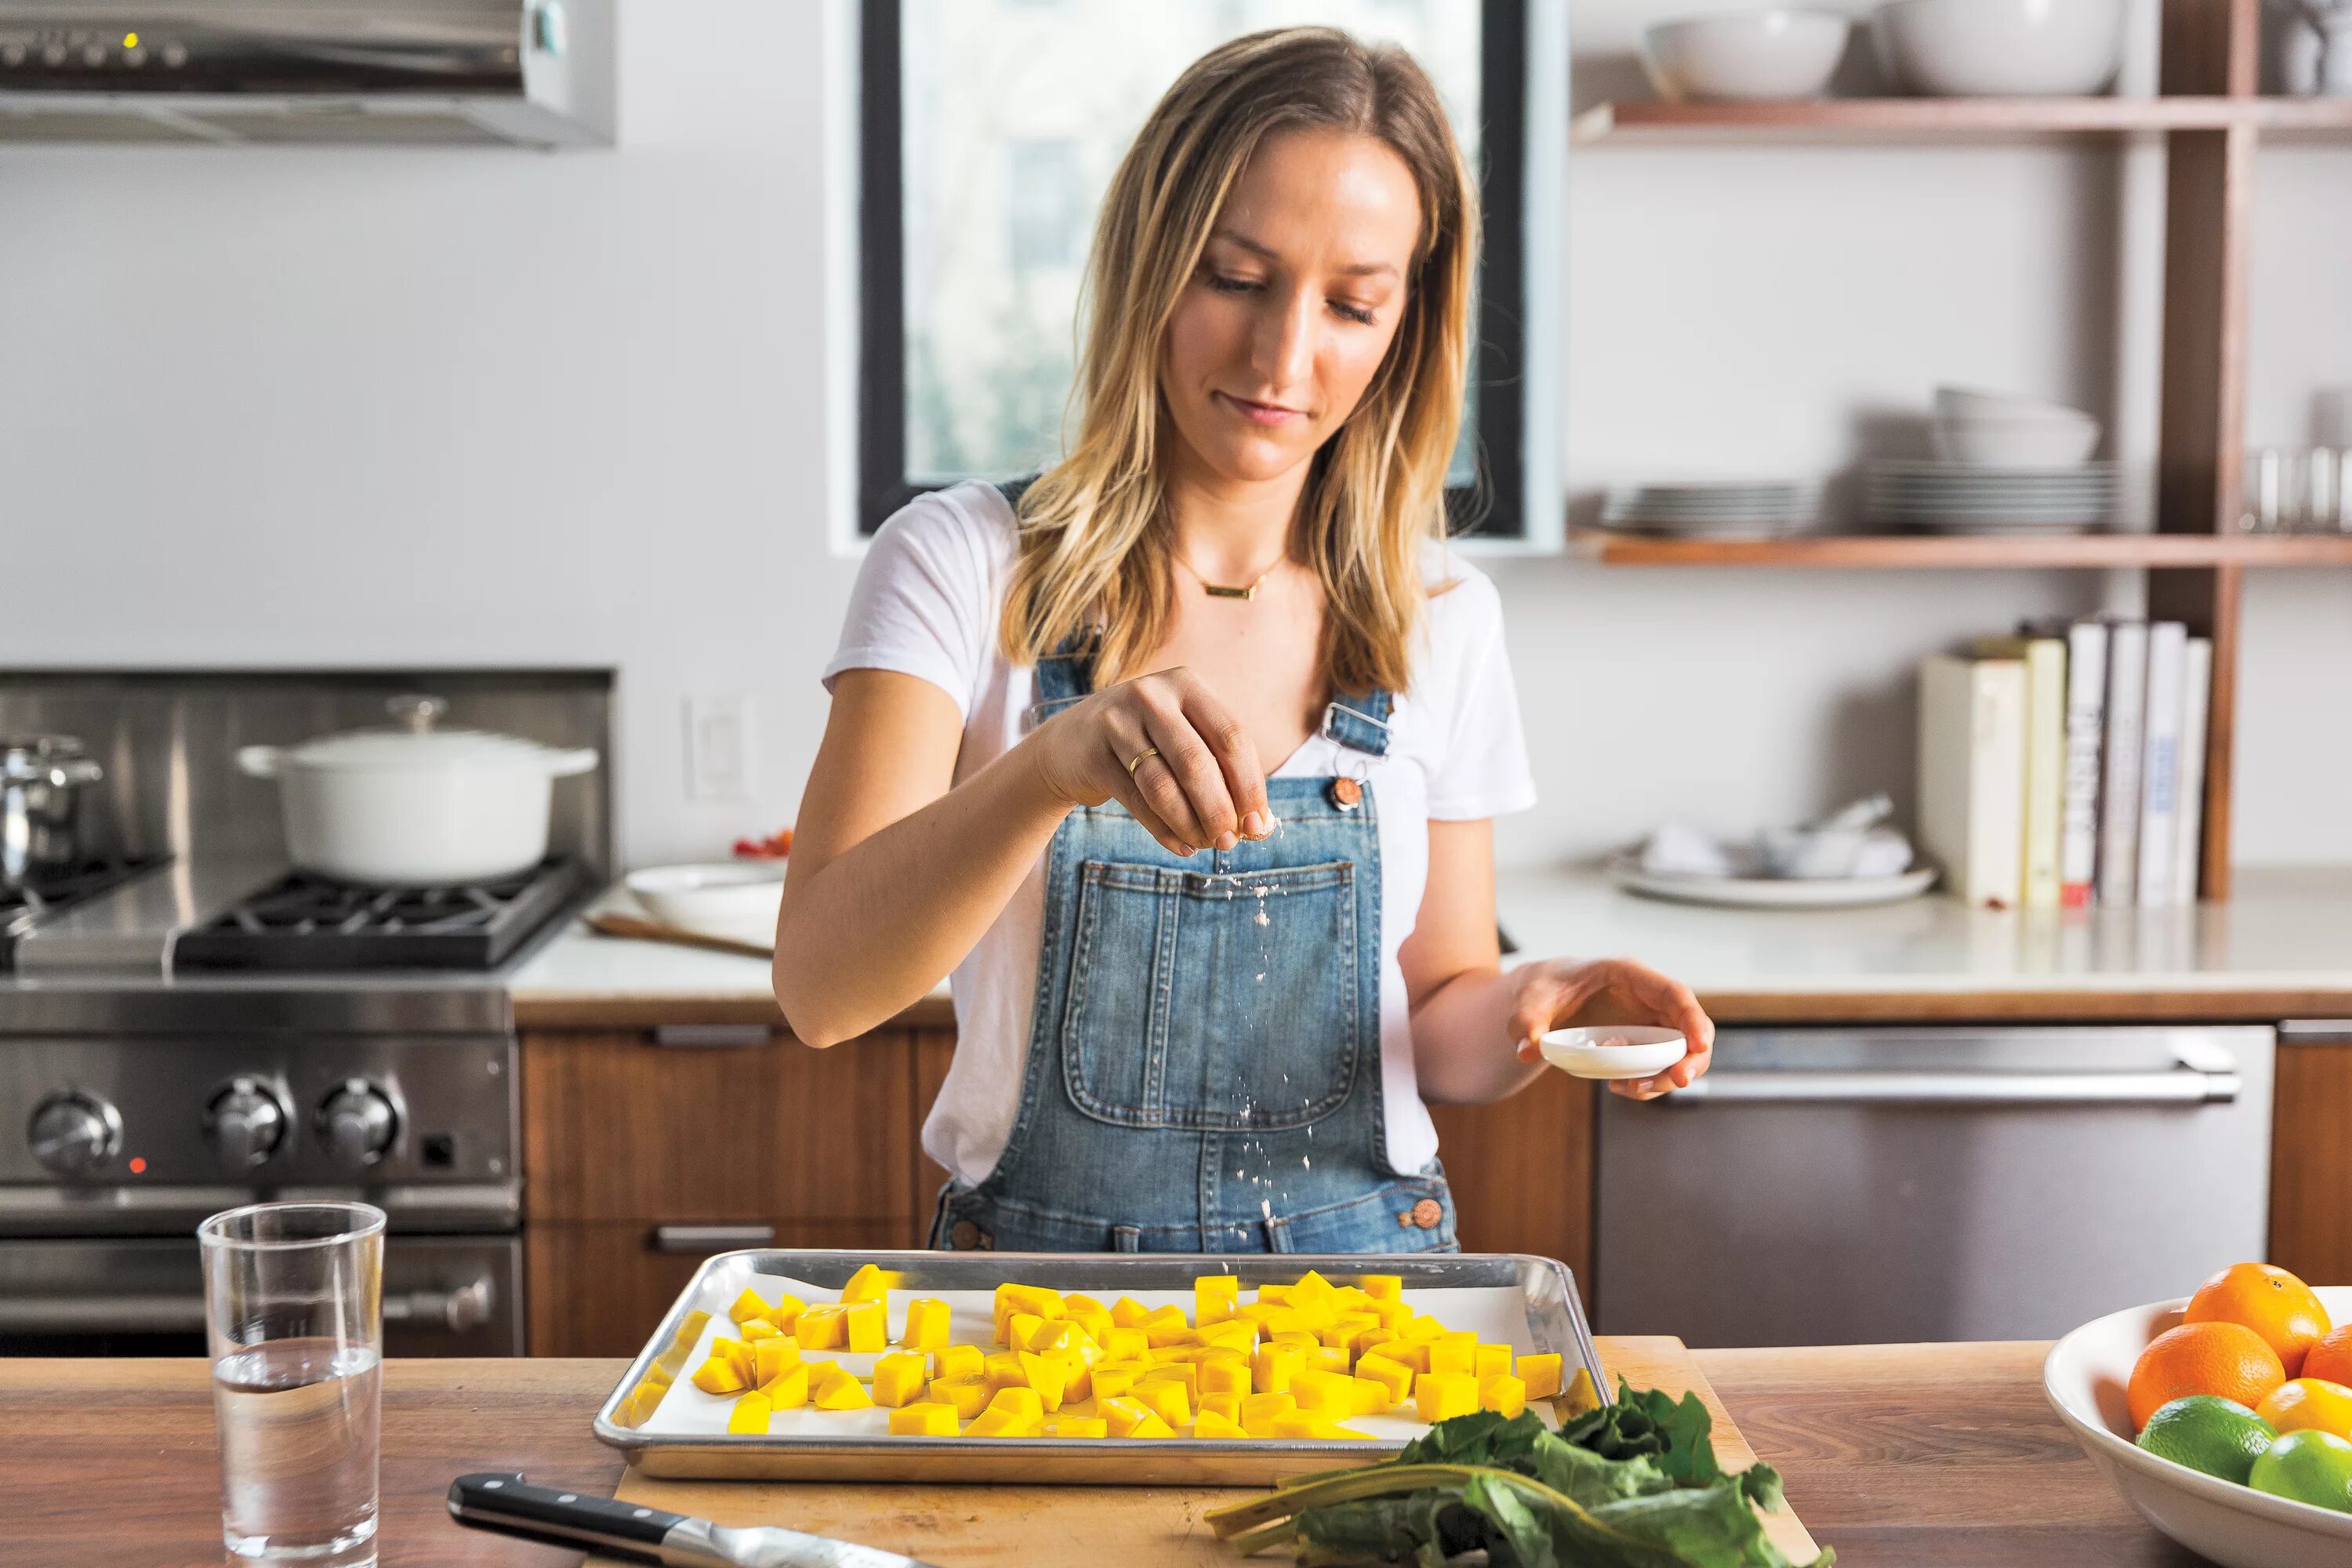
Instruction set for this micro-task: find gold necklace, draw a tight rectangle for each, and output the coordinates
[1173,547,1287,601]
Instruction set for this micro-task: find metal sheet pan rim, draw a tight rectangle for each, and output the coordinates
[591,1249,1607,1485]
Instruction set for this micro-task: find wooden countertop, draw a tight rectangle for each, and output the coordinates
[0,1345,2198,1567]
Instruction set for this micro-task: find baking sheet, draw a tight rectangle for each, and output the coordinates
[596,1250,1607,1485]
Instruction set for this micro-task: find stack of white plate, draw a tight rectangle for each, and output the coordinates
[1864,460,2118,532]
[1599,480,1812,538]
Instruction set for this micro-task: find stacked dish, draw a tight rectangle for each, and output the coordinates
[1640,9,1853,103]
[1600,480,1813,538]
[1864,461,2118,532]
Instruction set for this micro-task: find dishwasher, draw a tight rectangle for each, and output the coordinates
[1595,1025,2275,1347]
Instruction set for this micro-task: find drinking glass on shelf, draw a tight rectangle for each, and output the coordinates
[2242,447,2288,532]
[2307,448,2341,535]
[199,1201,386,1568]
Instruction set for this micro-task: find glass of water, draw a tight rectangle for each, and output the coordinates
[198,1202,387,1568]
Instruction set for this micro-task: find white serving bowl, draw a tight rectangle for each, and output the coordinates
[2045,1286,2352,1568]
[1931,417,2102,466]
[1539,1025,1689,1080]
[1934,385,2099,424]
[1875,0,2126,97]
[625,862,785,942]
[1641,9,1853,103]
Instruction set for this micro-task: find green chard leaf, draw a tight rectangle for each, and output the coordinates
[1396,1410,1548,1469]
[1591,1479,1833,1568]
[1527,1429,1679,1507]
[1459,1472,1562,1568]
[1739,1461,1788,1513]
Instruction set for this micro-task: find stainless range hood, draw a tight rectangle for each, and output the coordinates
[0,1,612,147]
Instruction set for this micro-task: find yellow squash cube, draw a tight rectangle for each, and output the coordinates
[1354,1355,1414,1407]
[1191,1410,1248,1439]
[1370,1299,1414,1333]
[1359,1274,1403,1302]
[1251,1344,1305,1395]
[1427,1338,1476,1379]
[762,1363,811,1410]
[927,1377,989,1419]
[1141,1363,1197,1398]
[844,1299,887,1354]
[1195,1274,1240,1326]
[1476,1344,1515,1381]
[1098,1397,1174,1439]
[1308,1345,1352,1376]
[727,1392,771,1434]
[1198,1390,1243,1423]
[1142,1308,1194,1348]
[713,1338,755,1378]
[1197,1319,1258,1353]
[1240,1392,1298,1436]
[1272,1412,1374,1439]
[840,1263,893,1303]
[1415,1372,1480,1424]
[1102,1326,1149,1363]
[982,1350,1029,1392]
[1011,1314,1066,1354]
[1089,1363,1140,1402]
[965,1404,1038,1437]
[887,1402,960,1436]
[1289,1270,1336,1310]
[812,1364,873,1411]
[1402,1314,1446,1343]
[1290,1369,1359,1414]
[752,1338,801,1387]
[1132,1377,1191,1428]
[796,1305,848,1350]
[764,1294,808,1334]
[739,1318,780,1343]
[1039,1414,1108,1439]
[901,1298,952,1351]
[1384,1342,1432,1374]
[1018,1351,1070,1412]
[1254,1283,1290,1305]
[1063,1293,1106,1316]
[1109,1296,1152,1329]
[690,1354,748,1396]
[872,1352,929,1408]
[1519,1354,1564,1402]
[993,1283,1063,1343]
[931,1343,983,1381]
[1351,1376,1392,1417]
[1481,1374,1528,1418]
[1066,1306,1115,1344]
[729,1287,776,1326]
[1199,1358,1251,1397]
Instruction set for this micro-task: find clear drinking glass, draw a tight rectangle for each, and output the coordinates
[198,1202,387,1568]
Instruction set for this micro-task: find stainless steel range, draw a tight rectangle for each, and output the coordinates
[0,671,612,1358]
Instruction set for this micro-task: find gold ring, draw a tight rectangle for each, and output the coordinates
[1125,746,1161,778]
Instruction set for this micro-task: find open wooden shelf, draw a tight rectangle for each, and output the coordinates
[1572,532,2352,568]
[1573,96,2352,145]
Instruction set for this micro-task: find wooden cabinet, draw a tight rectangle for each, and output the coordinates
[1428,1072,1596,1291]
[2271,1040,2352,1283]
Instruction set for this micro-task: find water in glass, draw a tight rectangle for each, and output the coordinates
[212,1337,381,1564]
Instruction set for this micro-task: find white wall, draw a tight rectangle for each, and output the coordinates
[1,0,2345,872]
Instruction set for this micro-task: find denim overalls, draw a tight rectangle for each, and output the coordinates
[927,480,1458,1255]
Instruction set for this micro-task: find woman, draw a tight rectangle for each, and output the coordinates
[777,27,1711,1254]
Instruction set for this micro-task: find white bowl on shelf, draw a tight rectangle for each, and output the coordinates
[1875,0,2127,97]
[1931,417,2102,466]
[2045,1287,2352,1568]
[624,862,786,942]
[1539,1025,1690,1081]
[1641,9,1854,103]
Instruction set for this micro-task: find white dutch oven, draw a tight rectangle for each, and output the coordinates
[239,695,599,887]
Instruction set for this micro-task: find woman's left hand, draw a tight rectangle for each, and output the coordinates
[1508,957,1715,1101]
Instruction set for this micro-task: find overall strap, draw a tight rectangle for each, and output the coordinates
[993,474,1040,512]
[1320,690,1394,758]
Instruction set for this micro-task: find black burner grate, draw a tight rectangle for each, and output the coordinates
[0,855,172,969]
[174,858,583,972]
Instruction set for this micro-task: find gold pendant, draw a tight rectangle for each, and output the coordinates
[1201,583,1256,601]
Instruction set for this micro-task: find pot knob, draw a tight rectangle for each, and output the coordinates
[385,694,448,733]
[29,1090,122,1178]
[318,1079,399,1168]
[204,1077,289,1169]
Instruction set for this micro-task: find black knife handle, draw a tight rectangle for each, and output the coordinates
[447,1472,684,1563]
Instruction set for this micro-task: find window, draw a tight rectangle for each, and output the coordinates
[862,0,1553,541]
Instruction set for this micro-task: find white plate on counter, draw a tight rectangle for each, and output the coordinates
[624,862,786,942]
[1607,854,1940,909]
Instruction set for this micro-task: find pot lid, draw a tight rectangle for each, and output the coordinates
[281,695,577,771]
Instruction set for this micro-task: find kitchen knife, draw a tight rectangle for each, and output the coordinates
[447,1473,945,1568]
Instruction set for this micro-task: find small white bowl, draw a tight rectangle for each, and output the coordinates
[1641,10,1853,103]
[624,862,786,941]
[1875,0,2126,97]
[1539,1025,1689,1080]
[1931,418,2103,466]
[1934,385,2099,425]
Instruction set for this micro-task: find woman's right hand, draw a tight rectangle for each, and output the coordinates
[1026,666,1273,857]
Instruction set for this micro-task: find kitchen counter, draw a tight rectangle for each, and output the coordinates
[510,862,2352,1029]
[0,1344,2194,1567]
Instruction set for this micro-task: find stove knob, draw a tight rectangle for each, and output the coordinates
[318,1080,398,1168]
[204,1078,289,1170]
[28,1091,122,1178]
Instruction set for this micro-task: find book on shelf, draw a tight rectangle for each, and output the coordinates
[2136,622,2190,906]
[2058,620,2109,908]
[2172,637,2213,902]
[1918,652,2028,910]
[1975,633,2067,909]
[2096,620,2151,906]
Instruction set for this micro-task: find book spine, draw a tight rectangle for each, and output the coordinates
[2136,622,2189,906]
[2172,638,2213,902]
[2097,622,2150,906]
[1973,662,2029,910]
[2059,621,2108,907]
[2020,639,2066,909]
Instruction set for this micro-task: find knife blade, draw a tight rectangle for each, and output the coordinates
[447,1472,947,1568]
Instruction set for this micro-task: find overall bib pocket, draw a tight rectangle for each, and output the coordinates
[1059,858,1361,1131]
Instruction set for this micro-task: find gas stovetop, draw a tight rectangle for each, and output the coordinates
[174,859,584,973]
[0,855,172,967]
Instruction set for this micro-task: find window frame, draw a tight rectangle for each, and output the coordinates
[858,0,1544,543]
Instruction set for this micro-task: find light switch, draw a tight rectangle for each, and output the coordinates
[685,695,753,803]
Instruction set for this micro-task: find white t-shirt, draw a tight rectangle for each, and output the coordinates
[823,481,1538,1186]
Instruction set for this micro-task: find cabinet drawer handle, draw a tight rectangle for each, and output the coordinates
[651,1224,775,1254]
[649,1024,773,1050]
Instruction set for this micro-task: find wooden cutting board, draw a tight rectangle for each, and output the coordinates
[587,1334,1820,1566]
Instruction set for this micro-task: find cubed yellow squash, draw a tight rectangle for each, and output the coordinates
[1191,1410,1248,1439]
[927,1377,989,1419]
[1039,1414,1108,1439]
[887,1402,961,1436]
[1427,1338,1476,1378]
[1254,1283,1290,1305]
[1353,1354,1414,1406]
[1098,1397,1174,1439]
[931,1344,984,1382]
[1101,1326,1149,1363]
[795,1304,848,1351]
[1475,1343,1514,1380]
[1251,1344,1305,1395]
[1194,1273,1240,1327]
[727,1392,771,1434]
[1384,1342,1432,1374]
[844,1299,887,1354]
[1088,1363,1140,1402]
[1358,1274,1403,1302]
[690,1355,748,1396]
[1268,1410,1372,1439]
[1197,1390,1243,1423]
[1010,1314,1068,1355]
[840,1263,893,1303]
[1519,1353,1563,1401]
[728,1287,775,1326]
[1351,1375,1392,1417]
[1481,1374,1528,1418]
[1196,1319,1258,1353]
[1414,1371,1480,1424]
[1140,1363,1197,1398]
[1369,1298,1413,1333]
[739,1319,780,1343]
[1131,1377,1190,1428]
[1063,1293,1106,1316]
[1065,1306,1115,1344]
[1401,1313,1446,1343]
[811,1364,873,1411]
[764,1294,808,1334]
[1308,1345,1352,1376]
[901,1298,952,1352]
[964,1405,1037,1438]
[1290,1369,1359,1414]
[1109,1296,1152,1329]
[1198,1358,1251,1397]
[1017,1350,1069,1412]
[762,1363,811,1410]
[713,1338,755,1378]
[751,1338,800,1387]
[872,1352,929,1408]
[985,1385,1044,1421]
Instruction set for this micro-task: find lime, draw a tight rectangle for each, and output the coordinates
[2249,1428,2352,1512]
[2137,1396,2277,1484]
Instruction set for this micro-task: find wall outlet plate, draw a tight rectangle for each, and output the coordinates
[684,694,754,803]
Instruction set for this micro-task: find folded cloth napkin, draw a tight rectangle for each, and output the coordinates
[1636,795,1915,880]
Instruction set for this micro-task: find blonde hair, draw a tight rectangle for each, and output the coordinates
[996,26,1478,697]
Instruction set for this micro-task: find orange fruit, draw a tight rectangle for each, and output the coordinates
[2307,1326,2352,1390]
[2185,1262,2332,1377]
[2129,1321,2287,1432]
[2259,1377,2352,1440]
